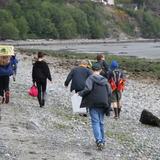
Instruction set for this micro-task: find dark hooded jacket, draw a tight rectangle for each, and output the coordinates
[64,66,92,92]
[79,74,111,109]
[32,60,52,83]
[97,60,109,79]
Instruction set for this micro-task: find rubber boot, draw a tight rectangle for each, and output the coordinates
[114,108,118,119]
[5,91,10,104]
[118,108,121,118]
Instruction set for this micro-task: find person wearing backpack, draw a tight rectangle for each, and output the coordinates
[32,52,52,107]
[0,56,13,104]
[79,63,111,150]
[108,60,125,119]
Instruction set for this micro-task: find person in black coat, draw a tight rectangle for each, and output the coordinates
[32,52,52,107]
[79,63,111,150]
[64,60,92,93]
[96,53,109,79]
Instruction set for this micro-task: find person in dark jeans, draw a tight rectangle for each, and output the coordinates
[79,63,111,150]
[32,52,52,107]
[0,62,13,104]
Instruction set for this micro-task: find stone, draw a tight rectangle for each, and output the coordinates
[140,109,160,127]
[26,121,40,131]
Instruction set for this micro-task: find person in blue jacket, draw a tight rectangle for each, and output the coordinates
[0,61,13,104]
[10,55,18,81]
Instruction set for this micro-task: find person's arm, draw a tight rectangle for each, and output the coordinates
[15,57,18,64]
[79,76,93,97]
[103,60,109,71]
[106,82,112,108]
[106,82,112,97]
[32,65,36,84]
[64,69,74,87]
[45,64,52,81]
[88,69,93,76]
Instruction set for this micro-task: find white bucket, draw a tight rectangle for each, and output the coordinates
[71,94,86,114]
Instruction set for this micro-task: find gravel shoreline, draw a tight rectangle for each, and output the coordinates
[0,53,160,160]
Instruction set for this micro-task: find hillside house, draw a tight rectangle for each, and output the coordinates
[91,0,114,6]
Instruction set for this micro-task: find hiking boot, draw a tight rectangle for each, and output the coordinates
[5,91,10,104]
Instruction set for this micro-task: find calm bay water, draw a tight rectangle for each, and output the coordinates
[14,41,160,59]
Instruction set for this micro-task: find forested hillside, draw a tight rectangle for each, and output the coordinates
[0,0,159,40]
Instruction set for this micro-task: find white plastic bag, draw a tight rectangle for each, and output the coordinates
[71,94,86,114]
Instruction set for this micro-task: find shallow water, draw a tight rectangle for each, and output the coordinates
[17,41,160,59]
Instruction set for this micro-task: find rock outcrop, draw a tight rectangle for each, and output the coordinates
[140,109,160,127]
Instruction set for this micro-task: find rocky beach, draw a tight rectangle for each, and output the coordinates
[0,53,160,160]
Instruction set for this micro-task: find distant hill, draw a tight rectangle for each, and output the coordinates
[0,0,159,40]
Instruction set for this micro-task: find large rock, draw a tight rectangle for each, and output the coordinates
[140,109,160,127]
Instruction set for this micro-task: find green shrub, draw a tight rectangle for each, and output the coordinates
[0,22,19,39]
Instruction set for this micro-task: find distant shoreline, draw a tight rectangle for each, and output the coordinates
[0,38,160,46]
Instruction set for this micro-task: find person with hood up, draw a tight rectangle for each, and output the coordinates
[32,52,52,107]
[108,60,125,119]
[79,63,111,150]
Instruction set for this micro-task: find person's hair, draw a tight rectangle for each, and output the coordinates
[37,52,44,58]
[96,53,105,61]
[80,60,88,66]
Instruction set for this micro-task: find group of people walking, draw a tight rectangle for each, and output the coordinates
[0,50,125,151]
[65,53,125,150]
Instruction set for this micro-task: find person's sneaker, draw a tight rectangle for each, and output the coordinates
[96,142,104,151]
[79,113,87,117]
[5,91,10,104]
[42,99,45,106]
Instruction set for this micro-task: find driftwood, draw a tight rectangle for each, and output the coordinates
[140,109,160,127]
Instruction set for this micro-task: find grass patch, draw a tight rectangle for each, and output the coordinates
[19,48,160,79]
[107,130,135,145]
[54,122,69,130]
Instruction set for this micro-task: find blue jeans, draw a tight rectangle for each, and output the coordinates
[89,107,105,143]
